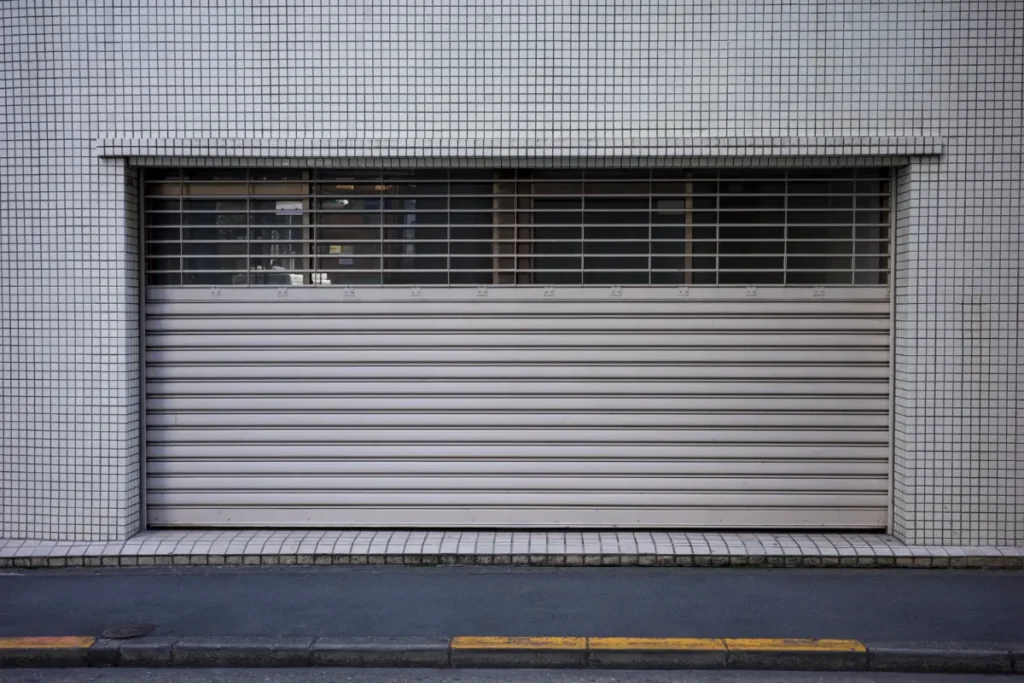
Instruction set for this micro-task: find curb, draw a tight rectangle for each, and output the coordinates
[1,636,1022,673]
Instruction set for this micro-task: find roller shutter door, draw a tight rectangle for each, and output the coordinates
[143,168,892,528]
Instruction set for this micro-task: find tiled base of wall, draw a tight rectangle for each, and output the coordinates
[2,530,1022,569]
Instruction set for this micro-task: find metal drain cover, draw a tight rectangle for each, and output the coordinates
[101,624,155,639]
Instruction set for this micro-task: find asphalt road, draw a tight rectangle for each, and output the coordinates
[0,670,1019,683]
[1,566,1023,641]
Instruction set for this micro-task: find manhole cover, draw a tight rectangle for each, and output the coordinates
[101,624,155,639]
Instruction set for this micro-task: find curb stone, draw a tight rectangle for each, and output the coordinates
[725,648,867,671]
[450,648,588,668]
[172,636,314,667]
[588,638,727,669]
[3,636,1024,673]
[0,648,91,668]
[1011,644,1024,674]
[722,639,868,672]
[86,638,122,667]
[0,638,95,668]
[865,640,1014,674]
[118,636,179,667]
[312,637,449,667]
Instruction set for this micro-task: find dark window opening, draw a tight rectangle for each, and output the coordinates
[144,168,890,287]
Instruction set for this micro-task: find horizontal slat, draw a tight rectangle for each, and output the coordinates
[146,287,890,305]
[145,303,892,318]
[147,396,889,412]
[147,189,889,197]
[145,364,888,382]
[148,333,889,348]
[147,459,888,477]
[146,197,888,204]
[147,428,886,444]
[147,491,888,507]
[146,316,890,333]
[144,170,887,181]
[147,412,888,429]
[147,380,887,396]
[147,476,886,493]
[147,444,887,459]
[147,506,886,528]
[147,235,890,243]
[146,348,891,364]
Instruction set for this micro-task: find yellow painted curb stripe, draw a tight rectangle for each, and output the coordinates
[453,637,864,652]
[452,637,586,650]
[590,637,726,651]
[724,638,866,652]
[0,637,96,649]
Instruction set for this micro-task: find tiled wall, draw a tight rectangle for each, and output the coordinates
[1,1,1020,543]
[891,1,1022,544]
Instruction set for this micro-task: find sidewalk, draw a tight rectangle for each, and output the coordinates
[3,530,1023,568]
[4,564,1023,640]
[3,557,1023,673]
